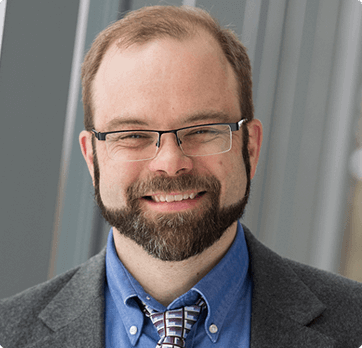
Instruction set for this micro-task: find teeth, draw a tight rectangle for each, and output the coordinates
[151,192,199,202]
[165,195,174,202]
[175,194,183,202]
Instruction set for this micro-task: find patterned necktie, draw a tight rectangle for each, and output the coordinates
[143,298,206,348]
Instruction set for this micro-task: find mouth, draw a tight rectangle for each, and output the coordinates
[142,191,207,203]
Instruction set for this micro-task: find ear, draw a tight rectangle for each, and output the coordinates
[79,130,95,186]
[247,119,263,180]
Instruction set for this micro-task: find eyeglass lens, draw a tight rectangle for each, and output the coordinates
[105,124,232,161]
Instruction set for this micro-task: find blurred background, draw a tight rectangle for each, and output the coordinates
[0,0,361,298]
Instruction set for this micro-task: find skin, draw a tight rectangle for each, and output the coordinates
[79,32,263,306]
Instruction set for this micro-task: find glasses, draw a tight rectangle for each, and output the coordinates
[92,119,247,162]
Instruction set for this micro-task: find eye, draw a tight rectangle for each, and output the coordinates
[185,126,221,137]
[120,133,150,140]
[107,131,157,149]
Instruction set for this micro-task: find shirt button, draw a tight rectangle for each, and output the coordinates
[129,326,138,335]
[209,324,218,334]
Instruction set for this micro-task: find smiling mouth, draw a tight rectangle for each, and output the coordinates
[143,191,206,203]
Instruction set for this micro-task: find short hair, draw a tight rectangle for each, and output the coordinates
[81,5,253,131]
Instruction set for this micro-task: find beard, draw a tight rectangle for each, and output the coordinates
[92,126,251,261]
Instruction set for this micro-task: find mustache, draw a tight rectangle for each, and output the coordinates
[126,174,221,200]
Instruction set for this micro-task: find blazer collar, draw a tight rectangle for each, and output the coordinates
[34,248,107,348]
[243,226,336,347]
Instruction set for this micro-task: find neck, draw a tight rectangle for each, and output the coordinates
[112,222,238,307]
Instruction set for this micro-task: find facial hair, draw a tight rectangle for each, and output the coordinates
[92,126,251,261]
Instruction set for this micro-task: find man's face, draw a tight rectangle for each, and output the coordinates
[80,33,261,261]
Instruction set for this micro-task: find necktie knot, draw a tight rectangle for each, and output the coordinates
[143,298,206,348]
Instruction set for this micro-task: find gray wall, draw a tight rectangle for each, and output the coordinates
[0,0,79,298]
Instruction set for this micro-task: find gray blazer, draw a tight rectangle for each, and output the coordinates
[1,226,362,347]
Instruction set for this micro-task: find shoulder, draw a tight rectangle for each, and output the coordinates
[0,249,106,345]
[287,257,362,309]
[0,266,79,341]
[285,258,362,342]
[243,224,362,343]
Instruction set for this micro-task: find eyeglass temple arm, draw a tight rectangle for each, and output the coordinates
[229,119,247,131]
[92,129,106,141]
[238,119,247,128]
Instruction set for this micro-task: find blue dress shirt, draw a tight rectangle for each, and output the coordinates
[105,221,252,347]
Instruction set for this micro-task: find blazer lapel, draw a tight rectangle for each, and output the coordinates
[243,227,337,348]
[32,249,107,348]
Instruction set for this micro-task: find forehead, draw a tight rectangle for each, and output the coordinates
[92,32,240,130]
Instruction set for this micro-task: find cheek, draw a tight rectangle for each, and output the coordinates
[216,153,246,206]
[98,160,144,207]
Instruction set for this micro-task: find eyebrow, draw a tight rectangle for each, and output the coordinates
[104,111,232,131]
[105,117,149,130]
[182,111,231,125]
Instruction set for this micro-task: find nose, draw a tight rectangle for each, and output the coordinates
[148,133,193,176]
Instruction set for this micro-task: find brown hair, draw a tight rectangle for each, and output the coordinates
[81,5,253,131]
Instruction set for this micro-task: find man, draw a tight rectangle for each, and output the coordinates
[1,5,362,348]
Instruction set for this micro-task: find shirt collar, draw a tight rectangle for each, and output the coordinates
[105,221,249,344]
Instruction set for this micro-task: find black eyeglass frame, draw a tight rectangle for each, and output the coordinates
[92,119,247,148]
